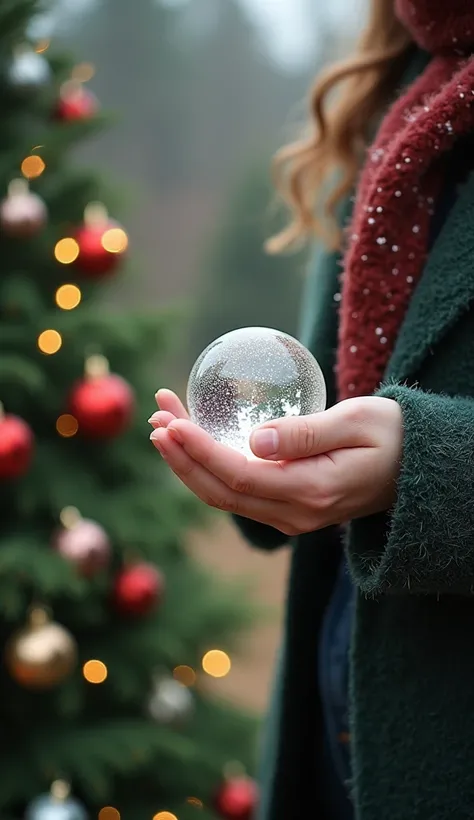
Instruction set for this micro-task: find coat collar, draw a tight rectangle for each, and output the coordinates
[386,170,474,384]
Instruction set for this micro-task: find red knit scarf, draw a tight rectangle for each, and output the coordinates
[337,0,474,401]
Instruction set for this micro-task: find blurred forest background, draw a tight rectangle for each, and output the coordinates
[51,0,362,375]
[47,0,362,712]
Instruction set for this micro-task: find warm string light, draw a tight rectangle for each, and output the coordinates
[54,237,79,265]
[21,154,46,179]
[173,665,196,687]
[187,797,204,808]
[56,414,78,438]
[37,329,62,355]
[35,39,50,53]
[153,813,178,820]
[202,649,231,678]
[101,227,128,254]
[98,808,120,820]
[55,284,81,310]
[72,62,95,82]
[83,659,108,684]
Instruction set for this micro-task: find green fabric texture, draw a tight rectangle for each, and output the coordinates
[350,385,474,597]
[233,106,474,820]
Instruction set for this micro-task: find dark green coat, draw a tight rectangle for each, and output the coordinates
[235,150,474,818]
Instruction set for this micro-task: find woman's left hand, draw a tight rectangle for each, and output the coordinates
[149,391,403,536]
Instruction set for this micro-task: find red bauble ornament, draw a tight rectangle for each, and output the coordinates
[55,81,98,122]
[53,507,111,577]
[113,563,164,617]
[68,356,134,438]
[214,776,258,820]
[0,408,34,479]
[72,202,128,278]
[73,222,122,276]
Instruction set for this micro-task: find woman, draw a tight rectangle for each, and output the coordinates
[149,1,474,818]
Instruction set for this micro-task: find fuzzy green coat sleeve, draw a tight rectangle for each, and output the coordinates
[348,384,474,596]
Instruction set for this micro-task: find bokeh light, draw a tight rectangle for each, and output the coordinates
[56,414,79,438]
[21,155,46,179]
[55,237,80,265]
[202,650,231,678]
[72,62,96,82]
[37,329,62,355]
[98,808,120,820]
[83,660,108,684]
[153,814,178,820]
[186,797,204,808]
[173,665,196,687]
[35,39,50,53]
[101,227,128,254]
[55,284,81,310]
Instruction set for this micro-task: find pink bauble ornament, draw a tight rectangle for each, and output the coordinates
[53,507,111,576]
[0,180,47,238]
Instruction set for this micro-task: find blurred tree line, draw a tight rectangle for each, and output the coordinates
[55,0,335,377]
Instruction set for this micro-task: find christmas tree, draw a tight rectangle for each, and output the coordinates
[0,3,257,819]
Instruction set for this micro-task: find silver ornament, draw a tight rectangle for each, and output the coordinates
[25,781,87,820]
[9,48,51,91]
[0,180,47,238]
[187,327,327,456]
[25,796,87,820]
[149,677,194,724]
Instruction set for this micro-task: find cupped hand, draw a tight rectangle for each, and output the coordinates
[149,390,403,537]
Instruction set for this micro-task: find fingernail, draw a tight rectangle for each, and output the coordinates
[148,413,161,425]
[168,425,183,444]
[150,430,165,455]
[251,428,278,457]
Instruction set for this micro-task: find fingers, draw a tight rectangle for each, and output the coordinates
[155,389,189,420]
[249,399,374,461]
[166,418,292,500]
[150,427,288,527]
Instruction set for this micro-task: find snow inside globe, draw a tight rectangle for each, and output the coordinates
[187,327,327,456]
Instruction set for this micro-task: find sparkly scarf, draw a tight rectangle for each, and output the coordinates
[336,0,474,400]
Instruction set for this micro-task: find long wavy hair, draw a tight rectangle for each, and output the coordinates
[267,0,414,253]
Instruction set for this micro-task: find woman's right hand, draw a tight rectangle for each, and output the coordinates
[148,389,189,428]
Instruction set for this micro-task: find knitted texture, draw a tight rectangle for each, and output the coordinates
[395,0,474,53]
[349,385,474,596]
[337,4,474,401]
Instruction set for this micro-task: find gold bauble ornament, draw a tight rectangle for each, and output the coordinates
[5,608,77,689]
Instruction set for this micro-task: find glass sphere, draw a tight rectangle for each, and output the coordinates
[187,327,326,456]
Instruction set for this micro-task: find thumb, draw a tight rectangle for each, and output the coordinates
[249,402,367,461]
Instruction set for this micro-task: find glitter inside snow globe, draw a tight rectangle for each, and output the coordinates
[187,327,327,456]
